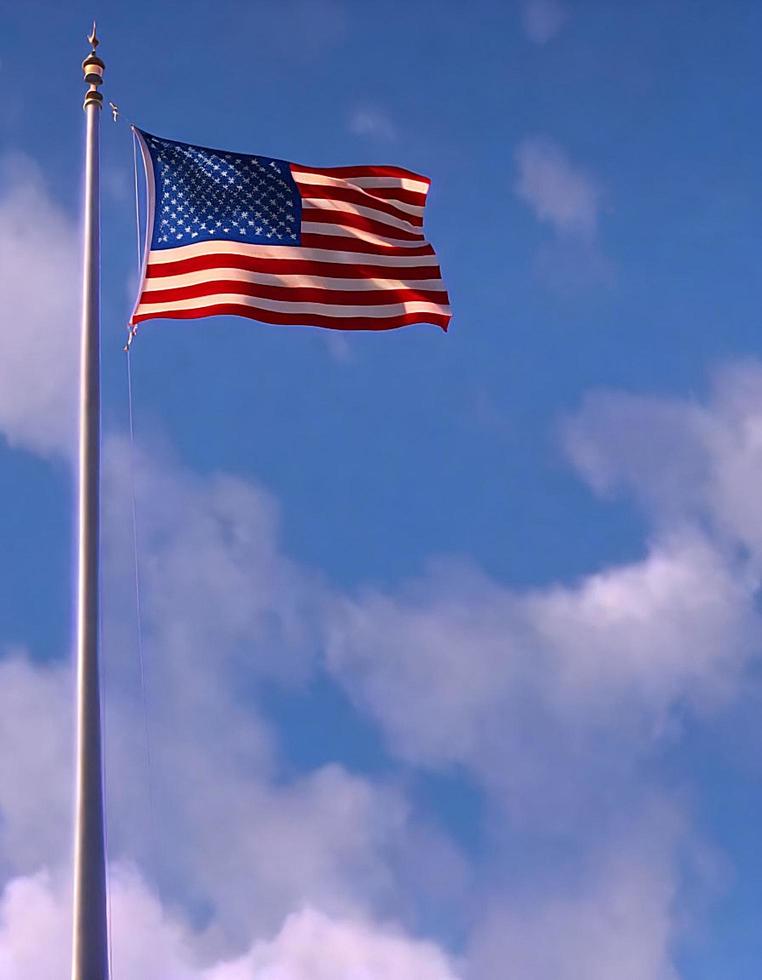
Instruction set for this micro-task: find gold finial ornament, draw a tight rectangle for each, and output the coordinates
[82,22,105,110]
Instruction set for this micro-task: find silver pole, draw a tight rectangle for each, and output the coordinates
[72,23,109,980]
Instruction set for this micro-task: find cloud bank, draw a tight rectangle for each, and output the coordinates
[0,868,461,980]
[3,156,762,978]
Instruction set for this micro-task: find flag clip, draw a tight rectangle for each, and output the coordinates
[124,324,138,352]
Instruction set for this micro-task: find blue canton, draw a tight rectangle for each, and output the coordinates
[140,131,302,251]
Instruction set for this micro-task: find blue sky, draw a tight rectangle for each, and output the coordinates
[2,1,762,976]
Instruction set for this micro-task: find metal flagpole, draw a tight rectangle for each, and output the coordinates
[72,23,109,980]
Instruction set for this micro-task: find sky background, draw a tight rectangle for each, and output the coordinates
[2,1,762,977]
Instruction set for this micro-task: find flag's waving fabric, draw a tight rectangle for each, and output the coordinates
[130,130,451,332]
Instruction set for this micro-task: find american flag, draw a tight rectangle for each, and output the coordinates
[131,130,451,332]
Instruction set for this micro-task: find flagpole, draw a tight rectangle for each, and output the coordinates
[72,24,109,980]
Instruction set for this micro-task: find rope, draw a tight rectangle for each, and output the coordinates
[126,127,158,889]
[100,104,151,980]
[100,606,115,980]
[126,350,155,817]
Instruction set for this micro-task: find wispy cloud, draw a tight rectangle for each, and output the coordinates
[514,136,612,287]
[563,360,762,561]
[521,0,569,44]
[348,106,398,143]
[515,137,601,239]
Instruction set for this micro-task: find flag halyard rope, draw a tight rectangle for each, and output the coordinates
[125,126,159,900]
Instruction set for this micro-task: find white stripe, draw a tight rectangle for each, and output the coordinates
[142,267,446,293]
[292,172,425,217]
[146,241,439,267]
[347,176,429,194]
[136,294,450,318]
[302,196,422,234]
[301,222,427,248]
[294,170,429,196]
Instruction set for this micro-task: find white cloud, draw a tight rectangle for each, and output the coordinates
[318,361,762,898]
[212,906,461,980]
[515,137,601,239]
[0,867,462,980]
[0,155,79,457]
[467,803,703,980]
[563,361,762,567]
[324,529,757,827]
[521,0,569,44]
[103,435,320,693]
[0,439,464,967]
[0,870,71,979]
[349,107,398,143]
[528,531,752,719]
[0,655,72,879]
[98,438,464,948]
[0,418,745,976]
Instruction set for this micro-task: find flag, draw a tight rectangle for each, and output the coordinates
[130,130,451,332]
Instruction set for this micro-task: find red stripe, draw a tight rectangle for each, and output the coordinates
[294,182,424,227]
[299,234,434,256]
[291,163,430,184]
[133,303,450,331]
[146,253,444,281]
[302,208,425,242]
[140,280,450,307]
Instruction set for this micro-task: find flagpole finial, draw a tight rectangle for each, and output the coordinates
[82,23,104,110]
